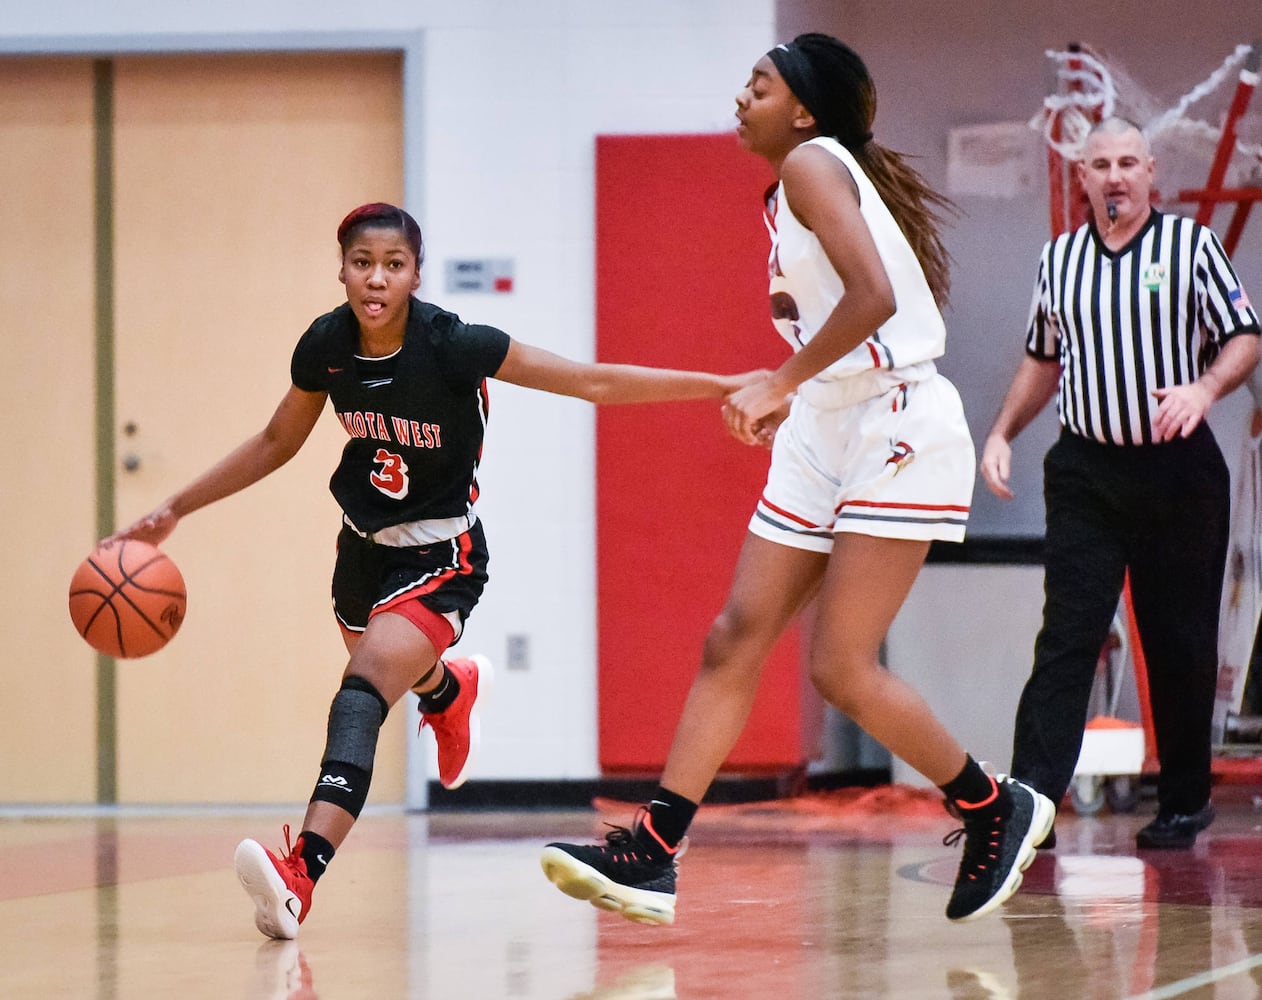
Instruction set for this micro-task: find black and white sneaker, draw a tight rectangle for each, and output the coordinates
[944,775,1055,922]
[540,822,683,926]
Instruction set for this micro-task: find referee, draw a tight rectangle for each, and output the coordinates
[980,116,1261,850]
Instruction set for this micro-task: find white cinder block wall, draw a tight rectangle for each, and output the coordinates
[418,5,778,781]
[2,1,778,783]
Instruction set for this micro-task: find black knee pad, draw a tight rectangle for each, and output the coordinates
[312,676,389,819]
[341,674,390,718]
[310,759,372,818]
[322,675,388,773]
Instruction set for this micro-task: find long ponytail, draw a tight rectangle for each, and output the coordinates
[852,142,955,307]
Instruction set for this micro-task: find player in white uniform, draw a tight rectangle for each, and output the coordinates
[542,34,1054,926]
[755,133,972,549]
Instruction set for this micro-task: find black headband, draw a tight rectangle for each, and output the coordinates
[767,40,873,149]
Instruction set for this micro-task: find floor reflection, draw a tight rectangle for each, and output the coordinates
[564,964,677,1000]
[251,940,316,1000]
[2,794,1262,998]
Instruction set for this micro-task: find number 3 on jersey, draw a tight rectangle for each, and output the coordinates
[370,448,410,499]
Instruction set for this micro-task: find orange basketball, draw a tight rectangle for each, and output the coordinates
[68,539,187,658]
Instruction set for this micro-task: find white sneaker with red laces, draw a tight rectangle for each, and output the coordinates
[419,654,493,790]
[235,824,315,940]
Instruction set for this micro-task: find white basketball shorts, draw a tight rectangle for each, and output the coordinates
[749,371,975,552]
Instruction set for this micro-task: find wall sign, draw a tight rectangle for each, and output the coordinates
[444,258,514,293]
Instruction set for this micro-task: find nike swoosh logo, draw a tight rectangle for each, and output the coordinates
[327,367,344,374]
[285,897,301,918]
[316,854,328,866]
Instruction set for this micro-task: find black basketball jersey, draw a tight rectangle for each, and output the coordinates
[291,298,511,532]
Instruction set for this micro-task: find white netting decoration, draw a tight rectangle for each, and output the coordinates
[1032,43,1262,197]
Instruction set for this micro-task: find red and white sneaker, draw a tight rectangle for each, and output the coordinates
[418,654,493,790]
[234,824,315,940]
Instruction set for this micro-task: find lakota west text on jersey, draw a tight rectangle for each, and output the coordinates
[336,409,443,450]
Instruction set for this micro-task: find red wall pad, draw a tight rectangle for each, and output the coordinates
[595,132,803,772]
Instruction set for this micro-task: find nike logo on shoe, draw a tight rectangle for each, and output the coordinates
[953,776,999,811]
[639,814,683,856]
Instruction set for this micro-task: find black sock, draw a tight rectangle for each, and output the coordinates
[411,660,440,691]
[638,786,698,858]
[299,831,335,882]
[938,755,997,810]
[417,664,460,713]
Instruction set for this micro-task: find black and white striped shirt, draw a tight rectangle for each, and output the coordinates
[1026,209,1260,446]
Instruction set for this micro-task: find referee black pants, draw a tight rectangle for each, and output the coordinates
[1011,424,1229,816]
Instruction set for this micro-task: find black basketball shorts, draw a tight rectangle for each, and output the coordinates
[331,519,490,639]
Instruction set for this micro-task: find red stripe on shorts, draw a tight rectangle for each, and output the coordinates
[760,495,824,529]
[835,498,971,516]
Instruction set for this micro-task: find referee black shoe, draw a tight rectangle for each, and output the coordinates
[1136,802,1215,850]
[944,776,1056,922]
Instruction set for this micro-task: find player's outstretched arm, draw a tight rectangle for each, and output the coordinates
[112,385,328,545]
[492,339,767,404]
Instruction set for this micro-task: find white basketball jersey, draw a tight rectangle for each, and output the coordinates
[766,136,946,406]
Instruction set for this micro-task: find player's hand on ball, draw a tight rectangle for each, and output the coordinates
[112,505,179,546]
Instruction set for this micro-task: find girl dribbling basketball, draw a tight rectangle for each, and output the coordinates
[112,202,762,940]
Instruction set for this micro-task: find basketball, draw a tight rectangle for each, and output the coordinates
[68,539,187,658]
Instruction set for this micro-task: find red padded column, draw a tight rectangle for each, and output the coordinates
[595,132,803,772]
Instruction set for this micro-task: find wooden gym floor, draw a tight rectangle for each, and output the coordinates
[4,788,1262,999]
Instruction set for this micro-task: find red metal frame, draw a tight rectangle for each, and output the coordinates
[1046,44,1093,238]
[1177,42,1262,256]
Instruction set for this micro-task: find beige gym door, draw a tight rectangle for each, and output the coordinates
[0,51,407,804]
[0,58,98,802]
